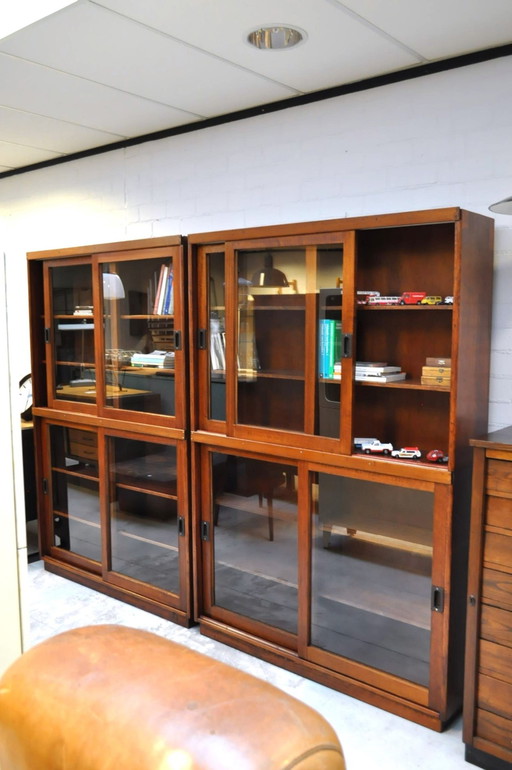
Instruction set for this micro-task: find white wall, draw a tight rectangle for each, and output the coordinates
[1,55,512,656]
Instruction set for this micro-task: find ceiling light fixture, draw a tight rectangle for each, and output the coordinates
[247,25,305,50]
[489,196,512,215]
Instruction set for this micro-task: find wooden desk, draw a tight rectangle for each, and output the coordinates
[57,384,160,412]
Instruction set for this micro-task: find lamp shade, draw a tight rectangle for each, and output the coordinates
[103,272,125,300]
[489,196,512,214]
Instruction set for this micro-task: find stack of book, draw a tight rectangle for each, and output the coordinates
[131,350,168,368]
[354,362,406,382]
[421,357,451,386]
[152,264,174,315]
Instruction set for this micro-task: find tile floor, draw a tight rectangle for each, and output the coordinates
[27,560,471,769]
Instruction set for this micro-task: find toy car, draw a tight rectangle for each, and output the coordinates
[420,295,443,305]
[400,292,426,305]
[426,449,448,463]
[367,295,401,306]
[354,438,394,455]
[443,296,454,304]
[391,446,421,460]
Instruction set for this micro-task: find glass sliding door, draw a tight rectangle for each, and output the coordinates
[311,471,433,686]
[208,452,299,638]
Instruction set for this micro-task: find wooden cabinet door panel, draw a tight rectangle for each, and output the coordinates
[480,604,512,647]
[478,674,512,720]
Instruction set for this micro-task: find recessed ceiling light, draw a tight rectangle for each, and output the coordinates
[247,26,305,50]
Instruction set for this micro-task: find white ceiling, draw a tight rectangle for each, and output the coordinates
[1,0,512,175]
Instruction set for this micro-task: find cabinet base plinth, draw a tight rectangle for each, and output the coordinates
[198,616,454,732]
[43,558,193,628]
[465,744,512,770]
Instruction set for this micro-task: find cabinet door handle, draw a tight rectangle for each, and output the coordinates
[198,329,207,350]
[201,521,210,541]
[178,516,185,536]
[174,330,182,350]
[431,585,445,613]
[342,333,352,358]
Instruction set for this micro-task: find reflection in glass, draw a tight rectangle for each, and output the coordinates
[109,437,180,594]
[211,453,298,634]
[50,425,100,562]
[311,473,433,686]
[208,251,226,421]
[102,258,176,416]
[234,245,343,435]
[51,263,96,403]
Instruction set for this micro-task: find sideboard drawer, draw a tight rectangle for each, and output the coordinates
[479,639,512,685]
[475,707,512,754]
[484,531,512,571]
[480,605,512,648]
[482,568,512,610]
[477,673,512,722]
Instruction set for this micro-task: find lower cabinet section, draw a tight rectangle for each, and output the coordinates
[194,442,462,731]
[37,418,192,626]
[464,429,512,769]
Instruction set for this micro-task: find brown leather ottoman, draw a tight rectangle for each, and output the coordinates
[0,625,345,769]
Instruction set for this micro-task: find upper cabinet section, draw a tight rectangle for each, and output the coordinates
[189,208,494,472]
[28,236,186,432]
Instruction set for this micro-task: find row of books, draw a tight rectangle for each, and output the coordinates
[152,264,174,315]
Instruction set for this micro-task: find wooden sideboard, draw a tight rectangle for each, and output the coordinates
[464,427,512,769]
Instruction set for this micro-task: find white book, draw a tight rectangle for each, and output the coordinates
[356,372,406,382]
[355,365,402,375]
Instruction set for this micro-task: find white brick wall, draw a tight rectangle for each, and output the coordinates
[2,55,512,429]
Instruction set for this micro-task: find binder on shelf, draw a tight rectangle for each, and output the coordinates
[319,319,341,379]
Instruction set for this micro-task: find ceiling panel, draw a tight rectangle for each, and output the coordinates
[0,3,299,114]
[90,0,423,91]
[0,53,200,135]
[0,106,123,153]
[337,0,512,58]
[0,139,61,169]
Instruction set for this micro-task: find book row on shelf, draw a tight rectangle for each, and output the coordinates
[151,264,174,315]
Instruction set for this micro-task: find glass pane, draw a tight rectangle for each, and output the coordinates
[208,251,226,420]
[235,245,343,435]
[211,453,298,634]
[311,472,433,686]
[109,437,180,594]
[50,425,100,562]
[51,264,96,403]
[102,258,176,416]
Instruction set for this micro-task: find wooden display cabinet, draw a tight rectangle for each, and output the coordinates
[28,236,192,624]
[188,208,494,729]
[464,428,512,769]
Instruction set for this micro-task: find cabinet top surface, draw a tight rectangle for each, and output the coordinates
[470,426,512,450]
[187,206,491,245]
[27,234,183,261]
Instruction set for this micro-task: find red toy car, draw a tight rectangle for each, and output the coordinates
[426,449,448,463]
